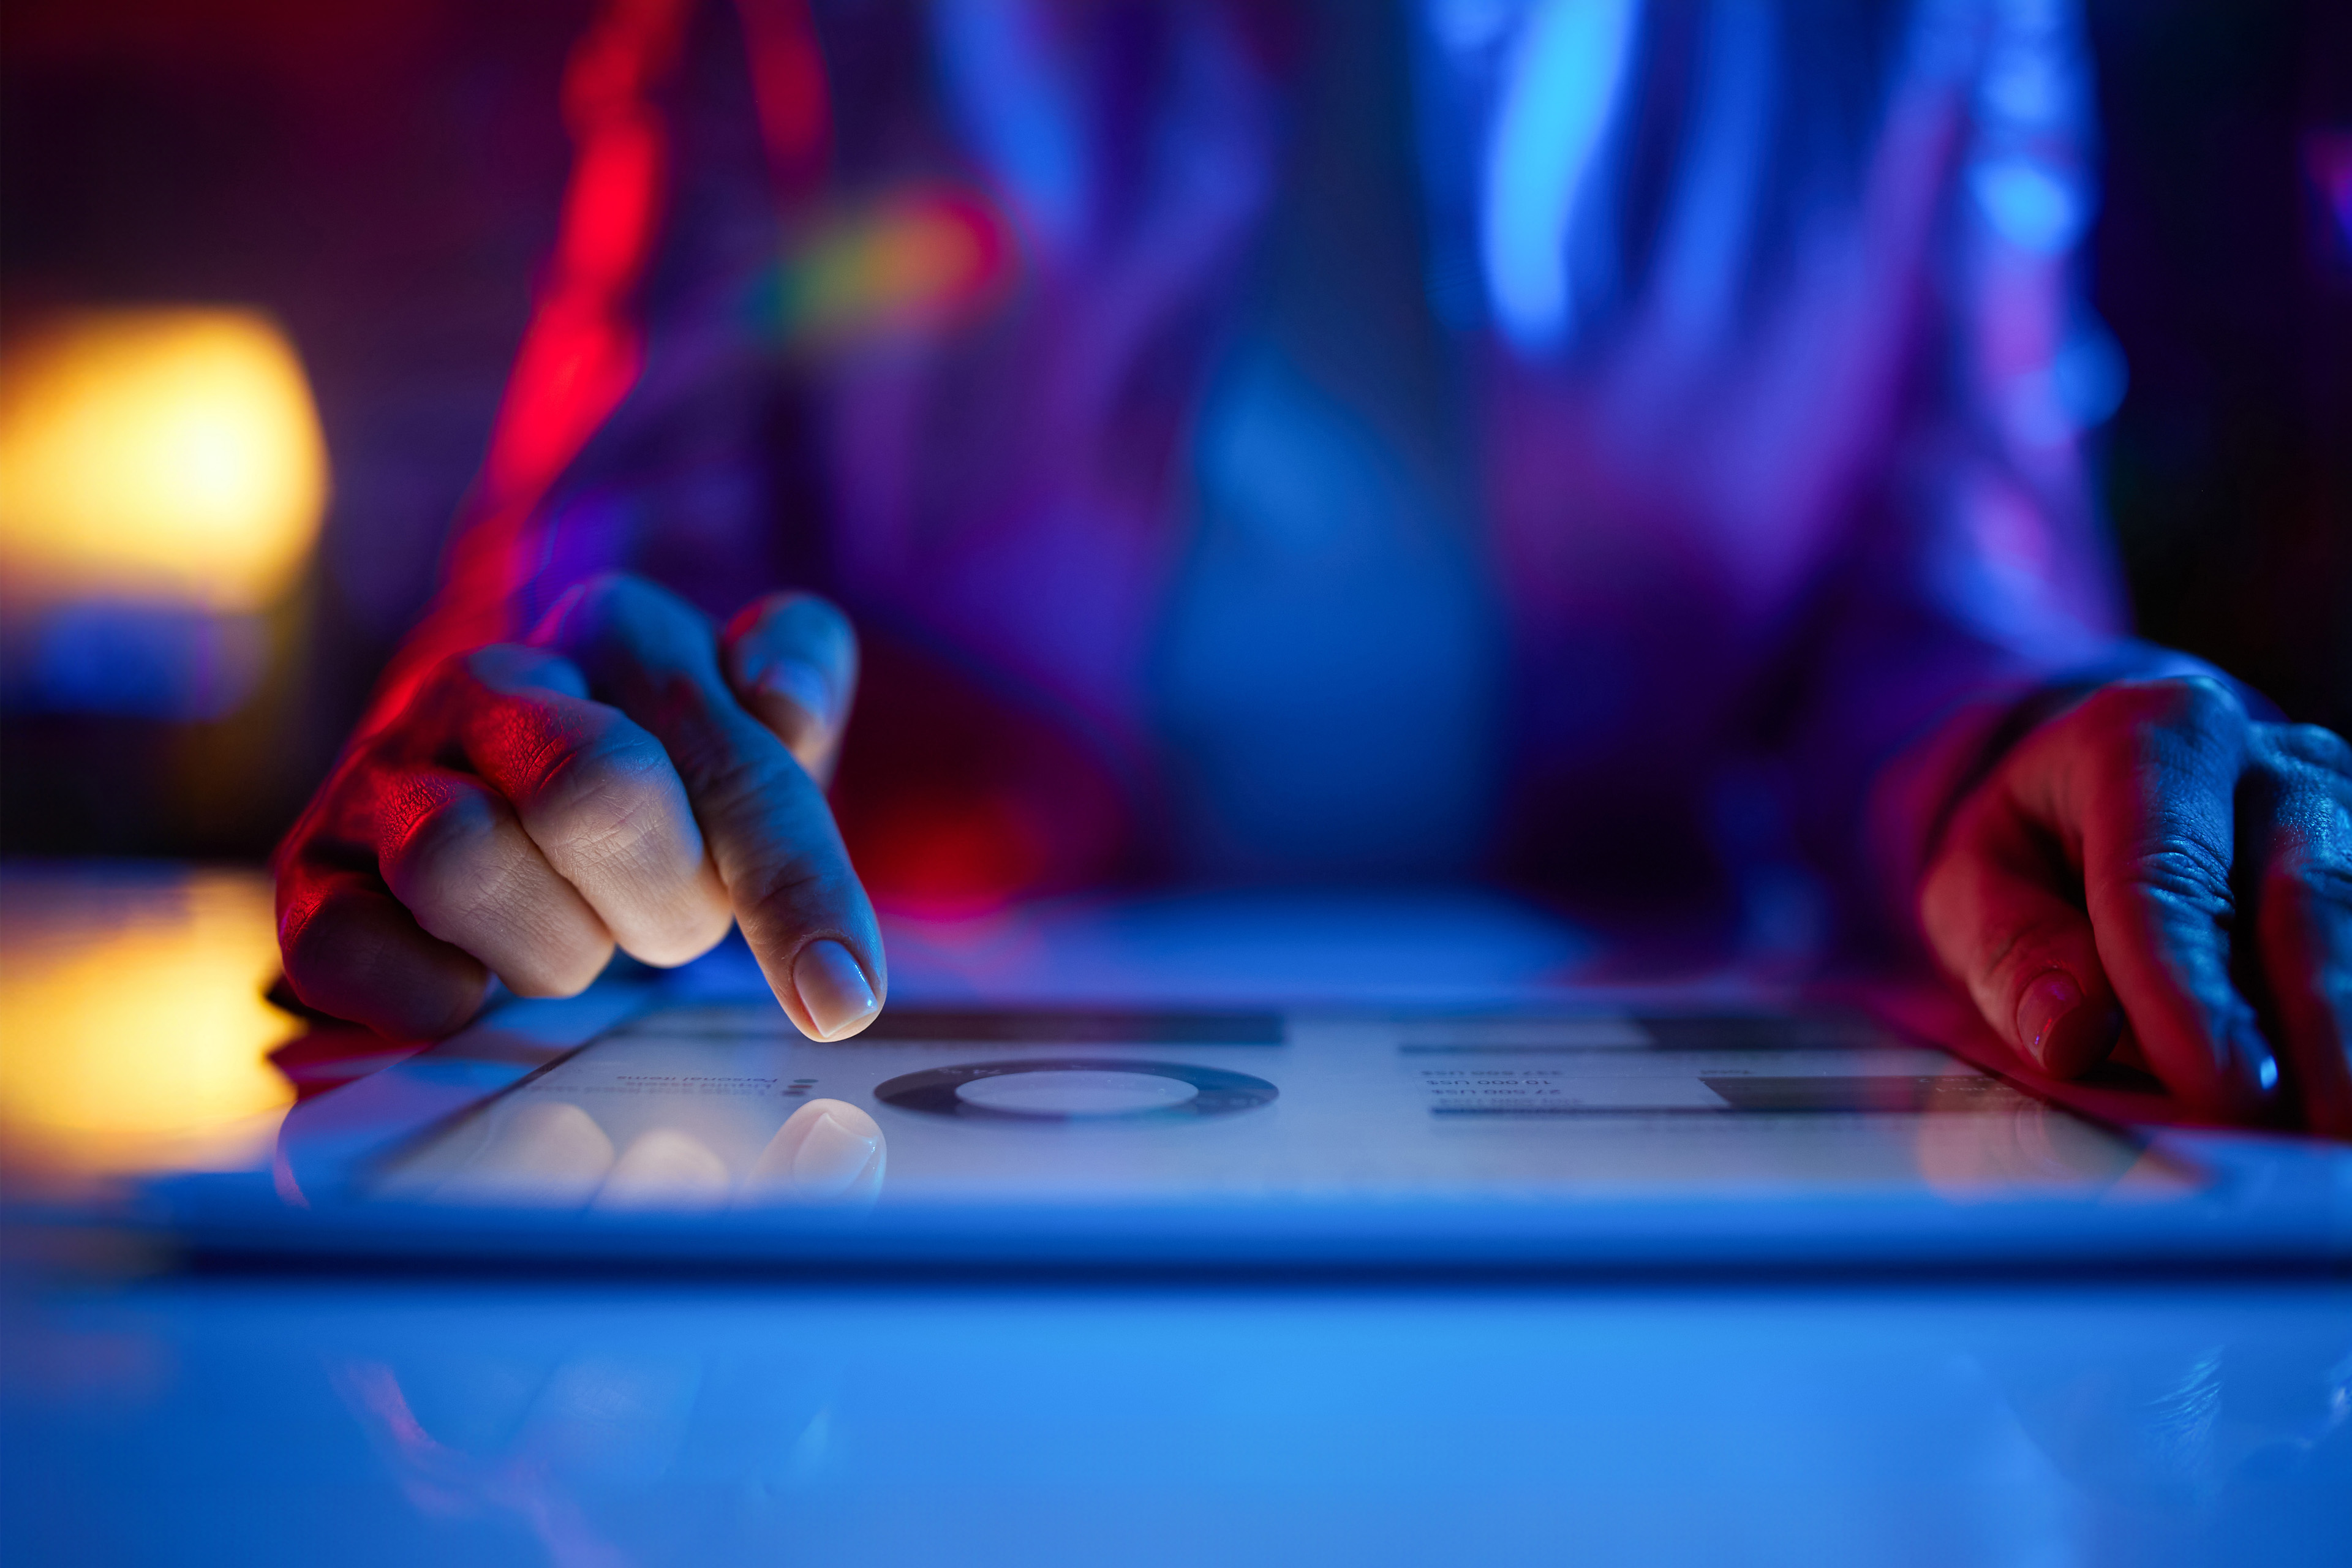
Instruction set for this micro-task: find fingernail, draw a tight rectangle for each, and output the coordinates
[793,1107,880,1196]
[2013,971,2082,1071]
[2230,1020,2282,1100]
[753,658,833,733]
[793,939,878,1040]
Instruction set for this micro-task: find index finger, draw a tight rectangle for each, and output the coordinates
[535,575,885,1040]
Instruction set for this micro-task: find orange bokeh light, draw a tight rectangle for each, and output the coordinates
[0,869,298,1183]
[0,308,329,612]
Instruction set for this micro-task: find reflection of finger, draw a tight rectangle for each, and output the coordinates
[537,575,886,1042]
[1911,1095,2137,1195]
[438,1099,616,1207]
[2065,681,2278,1120]
[595,1127,732,1210]
[375,767,615,998]
[2245,763,2352,1137]
[277,859,490,1038]
[722,592,859,782]
[742,1099,884,1204]
[1922,790,2121,1076]
[457,656,733,967]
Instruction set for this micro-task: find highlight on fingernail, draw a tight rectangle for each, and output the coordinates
[2233,1022,2282,1096]
[792,938,880,1040]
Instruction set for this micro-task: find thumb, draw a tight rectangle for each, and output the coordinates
[722,592,859,785]
[1920,781,2125,1077]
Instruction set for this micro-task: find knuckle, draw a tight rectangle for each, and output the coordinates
[276,875,355,981]
[381,785,503,910]
[686,738,799,824]
[535,728,687,869]
[2150,674,2245,729]
[2106,838,2236,914]
[2274,722,2352,777]
[568,571,699,647]
[2067,679,2249,800]
[537,573,722,698]
[2077,675,2243,743]
[488,700,579,786]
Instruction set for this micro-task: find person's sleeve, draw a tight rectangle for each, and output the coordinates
[368,0,813,729]
[1771,1,2208,948]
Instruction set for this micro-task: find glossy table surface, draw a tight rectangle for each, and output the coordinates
[2,864,2346,1567]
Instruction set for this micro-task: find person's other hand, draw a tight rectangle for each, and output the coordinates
[274,573,881,1041]
[1921,676,2352,1135]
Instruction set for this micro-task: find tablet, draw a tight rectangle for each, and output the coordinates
[160,967,2344,1274]
[368,1000,2165,1204]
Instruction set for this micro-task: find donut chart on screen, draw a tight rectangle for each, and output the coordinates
[873,1058,1280,1121]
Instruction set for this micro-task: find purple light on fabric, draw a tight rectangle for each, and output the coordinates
[2306,130,2352,263]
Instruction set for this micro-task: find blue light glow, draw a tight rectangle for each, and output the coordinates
[1969,157,2084,255]
[1648,0,1773,349]
[1480,0,1640,355]
[935,0,1087,252]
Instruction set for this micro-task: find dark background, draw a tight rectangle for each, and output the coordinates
[2,0,2346,859]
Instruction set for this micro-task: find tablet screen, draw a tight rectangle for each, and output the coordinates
[368,1004,2192,1212]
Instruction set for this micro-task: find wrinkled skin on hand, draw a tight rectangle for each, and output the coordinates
[1921,676,2352,1137]
[274,573,883,1042]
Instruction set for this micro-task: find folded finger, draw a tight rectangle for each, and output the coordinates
[1921,788,2123,1076]
[373,765,615,998]
[456,649,733,967]
[277,858,490,1038]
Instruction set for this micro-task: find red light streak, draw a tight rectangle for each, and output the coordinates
[372,0,696,724]
[737,0,832,202]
